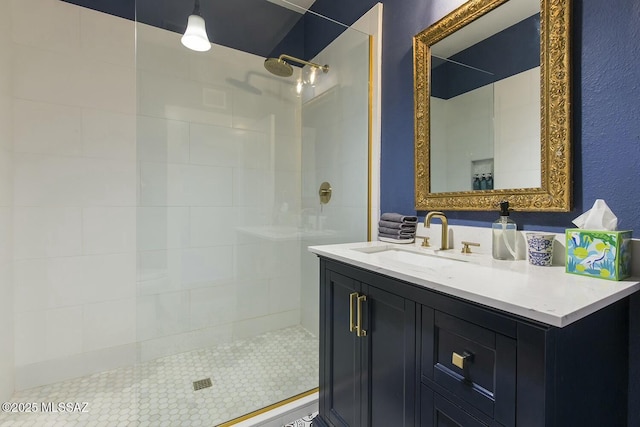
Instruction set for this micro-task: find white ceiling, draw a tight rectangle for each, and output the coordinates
[431,0,539,58]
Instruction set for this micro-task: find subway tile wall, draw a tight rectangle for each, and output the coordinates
[7,0,307,389]
[4,0,370,394]
[429,97,448,193]
[429,67,540,192]
[430,85,494,193]
[10,0,137,390]
[134,21,303,363]
[493,67,541,189]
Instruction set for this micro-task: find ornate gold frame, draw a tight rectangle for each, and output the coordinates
[413,0,572,211]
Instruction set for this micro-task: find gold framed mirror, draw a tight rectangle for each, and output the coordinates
[413,0,571,211]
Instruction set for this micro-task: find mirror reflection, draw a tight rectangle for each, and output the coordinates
[414,0,572,212]
[429,0,540,193]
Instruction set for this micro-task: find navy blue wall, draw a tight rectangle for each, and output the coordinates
[310,0,640,235]
[64,0,305,58]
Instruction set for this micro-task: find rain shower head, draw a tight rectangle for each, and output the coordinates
[264,57,294,77]
[264,54,329,77]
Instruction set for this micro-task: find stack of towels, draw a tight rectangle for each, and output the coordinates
[378,213,418,242]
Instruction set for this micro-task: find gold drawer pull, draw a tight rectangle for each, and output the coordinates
[349,292,358,332]
[356,295,367,337]
[452,351,473,369]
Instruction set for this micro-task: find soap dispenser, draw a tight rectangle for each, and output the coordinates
[492,201,517,260]
[472,174,481,190]
[480,174,487,190]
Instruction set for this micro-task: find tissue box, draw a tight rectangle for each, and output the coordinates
[565,229,632,281]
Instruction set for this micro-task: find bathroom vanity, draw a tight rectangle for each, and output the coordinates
[309,242,640,427]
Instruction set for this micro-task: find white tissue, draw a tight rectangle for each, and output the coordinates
[572,199,618,231]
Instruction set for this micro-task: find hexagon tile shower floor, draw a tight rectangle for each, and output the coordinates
[0,326,318,427]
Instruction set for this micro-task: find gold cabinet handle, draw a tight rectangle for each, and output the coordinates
[452,351,473,370]
[356,295,367,337]
[349,292,358,332]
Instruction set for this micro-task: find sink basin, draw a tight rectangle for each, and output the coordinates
[351,244,467,267]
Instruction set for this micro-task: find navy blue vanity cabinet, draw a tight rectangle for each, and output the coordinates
[315,257,631,427]
[315,258,417,427]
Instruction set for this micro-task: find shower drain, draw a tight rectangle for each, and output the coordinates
[193,378,212,391]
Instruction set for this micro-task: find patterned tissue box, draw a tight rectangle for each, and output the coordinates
[565,229,632,281]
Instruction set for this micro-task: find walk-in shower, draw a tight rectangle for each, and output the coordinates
[0,0,372,425]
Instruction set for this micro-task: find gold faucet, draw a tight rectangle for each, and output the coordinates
[425,211,449,250]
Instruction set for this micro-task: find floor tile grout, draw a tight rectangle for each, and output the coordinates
[0,326,318,427]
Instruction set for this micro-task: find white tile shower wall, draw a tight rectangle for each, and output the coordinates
[0,0,14,402]
[429,68,539,192]
[10,0,136,390]
[445,85,493,192]
[494,67,541,189]
[300,25,370,333]
[430,97,448,193]
[13,254,135,313]
[135,22,303,361]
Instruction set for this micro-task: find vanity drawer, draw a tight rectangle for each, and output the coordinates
[421,384,490,427]
[422,308,516,426]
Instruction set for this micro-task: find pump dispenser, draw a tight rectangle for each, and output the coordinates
[492,201,517,260]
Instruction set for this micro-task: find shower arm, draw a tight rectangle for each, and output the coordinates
[278,54,329,73]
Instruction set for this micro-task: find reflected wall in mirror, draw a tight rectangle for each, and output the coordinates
[414,0,572,211]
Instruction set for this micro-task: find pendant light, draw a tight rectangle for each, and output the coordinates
[181,0,211,52]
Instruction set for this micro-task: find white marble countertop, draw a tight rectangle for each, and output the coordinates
[308,240,640,327]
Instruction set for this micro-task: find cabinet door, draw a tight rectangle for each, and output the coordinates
[323,270,362,427]
[362,283,416,427]
[421,384,489,427]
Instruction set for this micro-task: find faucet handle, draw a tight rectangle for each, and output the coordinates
[419,236,431,247]
[461,241,480,254]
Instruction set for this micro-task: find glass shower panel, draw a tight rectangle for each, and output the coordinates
[300,22,371,336]
[0,0,370,425]
[134,2,370,424]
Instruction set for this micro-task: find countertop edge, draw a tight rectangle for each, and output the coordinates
[309,243,640,328]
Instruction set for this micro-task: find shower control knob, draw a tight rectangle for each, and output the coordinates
[319,182,332,204]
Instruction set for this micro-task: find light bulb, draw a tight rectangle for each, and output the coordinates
[181,14,211,52]
[308,67,317,85]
